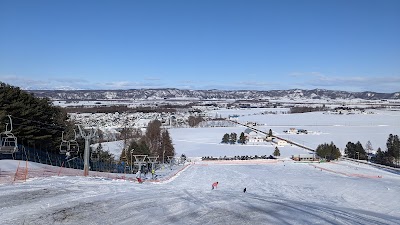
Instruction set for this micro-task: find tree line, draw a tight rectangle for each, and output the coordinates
[118,120,175,164]
[315,134,400,167]
[343,135,400,167]
[221,132,246,144]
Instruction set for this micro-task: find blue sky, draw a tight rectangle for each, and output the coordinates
[0,0,399,92]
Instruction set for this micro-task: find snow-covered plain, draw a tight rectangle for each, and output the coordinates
[1,108,400,224]
[171,109,400,157]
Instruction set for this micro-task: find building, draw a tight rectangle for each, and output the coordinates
[291,154,318,161]
[244,128,266,145]
[272,138,288,146]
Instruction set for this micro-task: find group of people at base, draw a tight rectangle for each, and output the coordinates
[135,169,157,183]
[211,181,246,193]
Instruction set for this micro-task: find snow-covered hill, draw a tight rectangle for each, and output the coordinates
[0,160,399,224]
[28,88,400,100]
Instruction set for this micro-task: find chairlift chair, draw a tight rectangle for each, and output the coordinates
[59,132,69,154]
[0,133,18,154]
[0,115,19,154]
[91,149,99,161]
[68,141,79,154]
[68,130,80,154]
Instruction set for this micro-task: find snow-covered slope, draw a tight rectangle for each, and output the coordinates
[0,160,399,224]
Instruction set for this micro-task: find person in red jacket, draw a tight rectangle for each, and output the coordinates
[211,181,219,190]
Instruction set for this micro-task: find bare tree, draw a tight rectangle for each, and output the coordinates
[365,140,373,162]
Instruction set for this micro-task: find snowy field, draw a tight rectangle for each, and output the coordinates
[171,109,400,157]
[83,109,400,159]
[0,160,399,224]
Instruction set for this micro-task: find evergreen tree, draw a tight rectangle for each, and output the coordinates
[268,129,273,137]
[355,141,366,160]
[92,143,114,163]
[394,135,400,166]
[128,139,147,155]
[221,133,229,144]
[316,142,341,160]
[374,147,384,164]
[96,142,103,152]
[386,134,400,166]
[121,137,151,163]
[387,134,394,158]
[134,138,151,156]
[119,147,127,162]
[344,142,356,159]
[0,82,70,152]
[99,149,114,163]
[238,132,246,144]
[229,132,237,144]
[273,146,281,157]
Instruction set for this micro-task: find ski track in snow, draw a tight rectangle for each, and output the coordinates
[0,161,399,225]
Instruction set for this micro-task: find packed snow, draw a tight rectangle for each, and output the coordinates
[1,160,399,224]
[1,108,400,224]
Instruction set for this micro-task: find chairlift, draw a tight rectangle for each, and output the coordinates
[59,132,69,154]
[0,115,19,154]
[68,130,79,154]
[91,149,99,161]
[59,130,80,155]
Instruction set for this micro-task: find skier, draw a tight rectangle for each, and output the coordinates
[243,187,247,193]
[65,151,71,160]
[211,181,219,190]
[151,169,155,179]
[136,170,143,183]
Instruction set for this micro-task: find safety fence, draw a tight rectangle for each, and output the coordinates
[0,144,127,174]
[0,160,193,185]
[341,157,400,173]
[309,163,383,179]
[148,163,192,183]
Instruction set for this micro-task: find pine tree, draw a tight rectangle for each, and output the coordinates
[345,142,356,159]
[355,141,366,160]
[386,134,394,158]
[316,142,341,160]
[385,134,400,166]
[131,138,150,155]
[268,129,273,137]
[387,134,400,166]
[221,133,229,144]
[273,147,281,157]
[374,147,384,164]
[238,132,246,144]
[229,132,237,144]
[96,142,103,152]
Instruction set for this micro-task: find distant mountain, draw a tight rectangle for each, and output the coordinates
[28,88,400,100]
